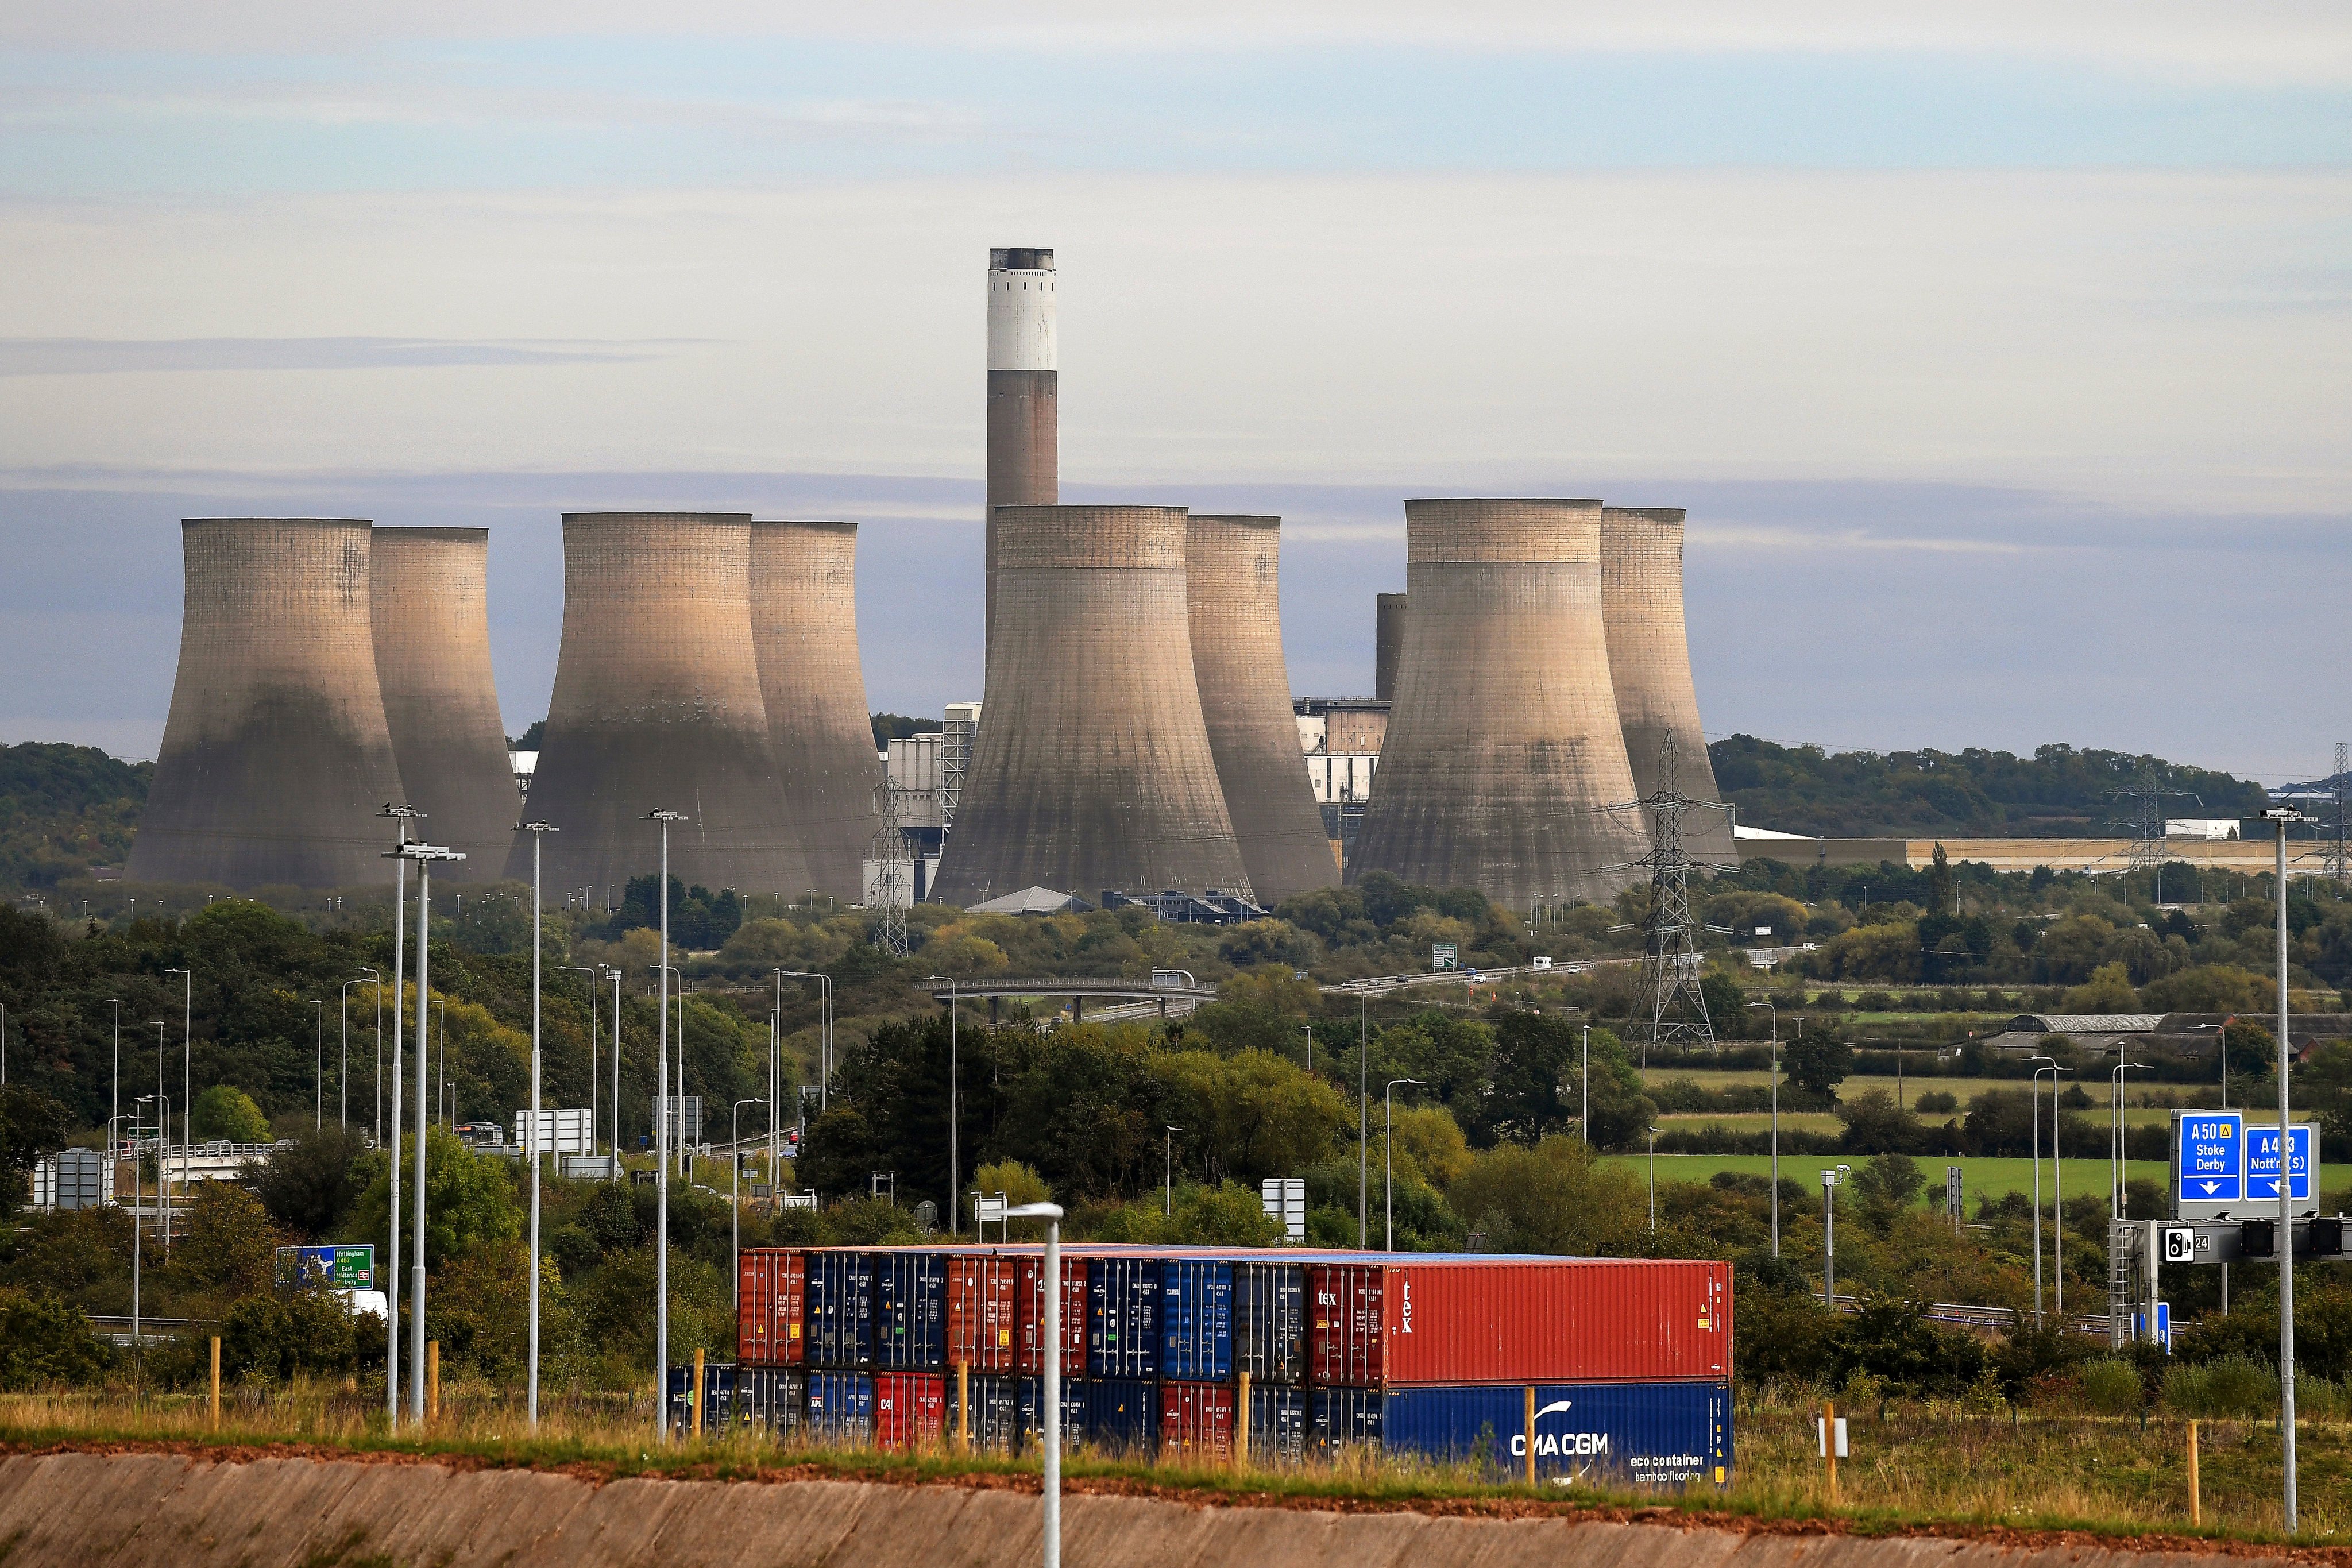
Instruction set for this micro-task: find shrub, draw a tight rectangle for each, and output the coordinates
[1914,1090,1958,1115]
[2164,1351,2275,1418]
[0,1288,111,1388]
[2079,1357,2142,1415]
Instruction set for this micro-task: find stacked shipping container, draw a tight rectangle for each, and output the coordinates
[719,1243,1731,1483]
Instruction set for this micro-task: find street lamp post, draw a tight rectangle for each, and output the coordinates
[2052,1065,2075,1318]
[1748,1001,1781,1255]
[1005,1203,1066,1568]
[105,999,120,1138]
[608,966,622,1171]
[521,819,554,1427]
[379,802,423,1427]
[731,1096,764,1312]
[2110,1058,2152,1219]
[147,1021,171,1252]
[558,964,597,1158]
[1821,1165,1851,1304]
[644,808,685,1443]
[165,968,191,1168]
[353,969,380,1141]
[776,968,833,1117]
[926,975,961,1235]
[397,841,462,1423]
[1358,992,1370,1248]
[1385,1077,1424,1250]
[1581,1023,1590,1145]
[2262,804,2310,1533]
[1163,1125,1182,1216]
[1647,1125,1660,1234]
[2027,1054,2056,1319]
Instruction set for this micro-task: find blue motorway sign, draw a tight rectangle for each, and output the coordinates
[2175,1112,2243,1206]
[2246,1125,2316,1204]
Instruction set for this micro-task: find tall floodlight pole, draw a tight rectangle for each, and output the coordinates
[165,968,192,1163]
[1821,1165,1850,1303]
[2052,1065,2074,1317]
[1385,1077,1423,1250]
[558,964,596,1157]
[644,808,684,1443]
[2263,804,2311,1532]
[1748,1001,1780,1254]
[927,975,961,1234]
[379,801,423,1427]
[521,820,555,1426]
[338,981,358,1130]
[731,1097,763,1310]
[148,1024,171,1252]
[106,999,120,1140]
[1005,1203,1065,1568]
[2027,1055,2056,1320]
[1358,992,1369,1248]
[1581,1023,1590,1145]
[400,841,462,1422]
[608,966,622,1171]
[354,970,380,1140]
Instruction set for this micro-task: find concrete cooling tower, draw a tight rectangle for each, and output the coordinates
[513,513,811,898]
[1352,499,1647,908]
[1600,507,1735,862]
[986,247,1057,663]
[369,527,517,879]
[128,518,407,889]
[934,505,1252,906]
[750,519,882,902]
[1185,515,1340,902]
[1375,592,1407,702]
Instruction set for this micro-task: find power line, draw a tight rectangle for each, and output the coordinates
[1603,733,1739,1052]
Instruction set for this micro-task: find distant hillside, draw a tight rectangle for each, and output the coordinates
[0,741,150,889]
[1709,736,2268,840]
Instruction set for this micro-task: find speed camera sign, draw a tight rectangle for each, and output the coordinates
[2163,1227,2197,1264]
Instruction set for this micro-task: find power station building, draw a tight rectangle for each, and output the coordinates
[750,519,883,902]
[369,527,520,878]
[130,518,409,889]
[1185,515,1341,901]
[986,248,1057,663]
[1352,498,1648,907]
[513,512,810,899]
[934,504,1253,905]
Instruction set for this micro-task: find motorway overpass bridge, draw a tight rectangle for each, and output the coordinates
[918,973,1221,1021]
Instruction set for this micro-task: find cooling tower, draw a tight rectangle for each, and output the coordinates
[1185,515,1341,902]
[128,519,407,889]
[750,519,883,902]
[1600,507,1735,862]
[1351,499,1647,907]
[369,527,517,880]
[1375,592,1407,703]
[986,247,1057,663]
[512,513,812,898]
[934,505,1252,906]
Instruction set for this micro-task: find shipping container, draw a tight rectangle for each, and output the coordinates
[1088,1256,1160,1378]
[1084,1377,1159,1455]
[1158,1259,1233,1381]
[874,1370,947,1451]
[949,1370,1022,1454]
[806,1369,874,1441]
[666,1361,735,1436]
[1017,1375,1090,1454]
[1233,1262,1306,1385]
[945,1254,1021,1372]
[1019,1256,1088,1376]
[1248,1383,1307,1466]
[732,1366,807,1438]
[738,1248,807,1365]
[1378,1380,1731,1487]
[1308,1386,1382,1462]
[1308,1259,1729,1387]
[806,1249,877,1369]
[1160,1380,1235,1463]
[875,1252,948,1369]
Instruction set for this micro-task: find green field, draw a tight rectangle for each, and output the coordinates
[1599,1153,2183,1203]
[1643,1068,2223,1111]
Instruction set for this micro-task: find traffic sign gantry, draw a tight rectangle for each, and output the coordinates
[2172,1111,2244,1219]
[2247,1125,2318,1209]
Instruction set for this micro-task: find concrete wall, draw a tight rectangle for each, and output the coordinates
[1187,513,1341,902]
[750,519,883,901]
[128,518,407,889]
[370,527,520,880]
[514,512,810,898]
[937,504,1251,905]
[1355,499,1648,906]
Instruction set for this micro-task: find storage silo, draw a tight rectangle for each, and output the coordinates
[750,519,883,902]
[512,513,811,899]
[934,505,1252,906]
[128,518,408,889]
[1351,499,1647,906]
[1186,515,1340,902]
[1375,592,1407,702]
[369,527,518,879]
[1600,507,1735,862]
[986,246,1057,663]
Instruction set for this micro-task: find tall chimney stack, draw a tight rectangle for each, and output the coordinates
[986,247,1057,663]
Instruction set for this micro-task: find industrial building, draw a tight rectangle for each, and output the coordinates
[369,527,520,878]
[1185,514,1341,899]
[1295,697,1388,872]
[750,519,883,902]
[129,518,408,889]
[1600,507,1733,861]
[513,512,811,898]
[934,505,1253,906]
[986,248,1057,663]
[1353,498,1648,907]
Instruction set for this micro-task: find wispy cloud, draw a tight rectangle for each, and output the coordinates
[0,337,708,376]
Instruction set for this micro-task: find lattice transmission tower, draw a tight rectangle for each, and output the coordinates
[868,778,912,957]
[2327,742,2349,883]
[2107,762,2198,904]
[1605,733,1739,1051]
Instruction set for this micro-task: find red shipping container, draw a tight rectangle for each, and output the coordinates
[1308,1258,1729,1387]
[874,1371,946,1452]
[738,1248,807,1366]
[941,1253,1086,1374]
[1159,1380,1234,1463]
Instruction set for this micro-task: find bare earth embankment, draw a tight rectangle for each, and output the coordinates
[0,1446,2337,1568]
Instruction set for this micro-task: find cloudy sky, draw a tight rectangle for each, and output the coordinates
[2,3,2346,782]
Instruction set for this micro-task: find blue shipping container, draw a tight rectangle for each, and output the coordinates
[666,1361,735,1435]
[1376,1381,1732,1487]
[1088,1256,1160,1377]
[1309,1386,1382,1461]
[1015,1375,1090,1455]
[1233,1262,1306,1385]
[1248,1383,1307,1465]
[874,1251,947,1369]
[1158,1259,1233,1381]
[806,1370,875,1440]
[805,1250,876,1368]
[1084,1377,1159,1455]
